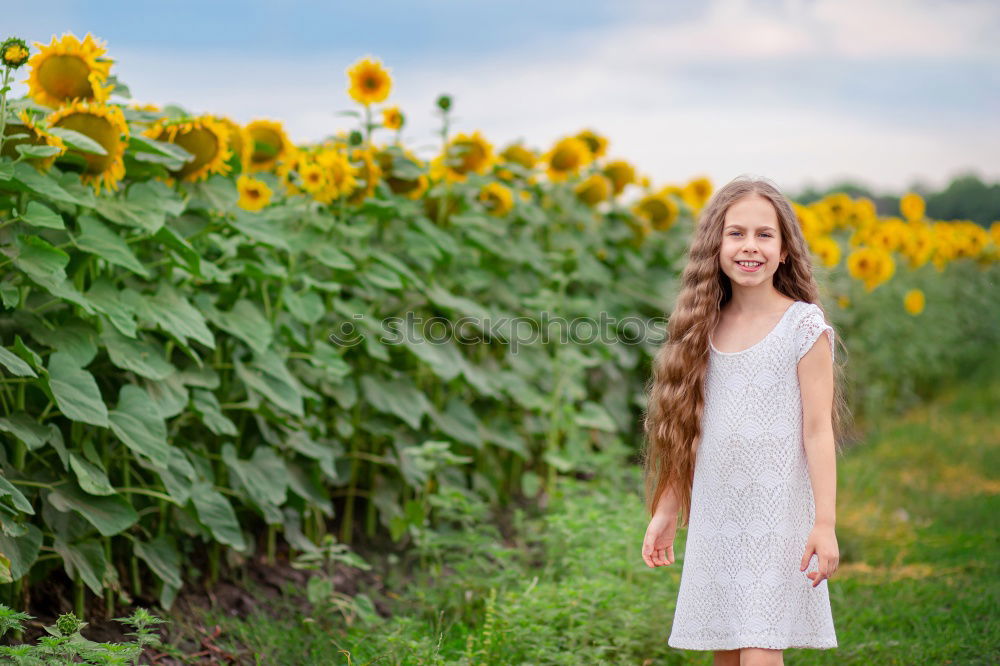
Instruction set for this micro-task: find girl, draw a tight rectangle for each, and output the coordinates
[639,175,848,665]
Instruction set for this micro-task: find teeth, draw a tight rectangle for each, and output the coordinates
[738,261,762,267]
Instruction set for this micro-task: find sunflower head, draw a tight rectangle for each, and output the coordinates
[500,142,537,170]
[574,173,612,207]
[432,131,494,183]
[144,116,232,182]
[46,100,129,193]
[903,289,925,315]
[26,33,113,108]
[1,37,30,69]
[1,111,66,170]
[211,116,250,169]
[237,175,273,212]
[313,148,358,203]
[899,192,926,223]
[347,56,392,106]
[543,136,591,182]
[602,160,636,195]
[479,182,514,217]
[346,147,383,204]
[632,192,679,231]
[375,146,427,199]
[382,106,404,131]
[575,129,608,160]
[245,119,294,172]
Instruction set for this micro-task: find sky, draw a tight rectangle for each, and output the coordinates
[6,0,1000,195]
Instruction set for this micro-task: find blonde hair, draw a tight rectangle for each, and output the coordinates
[639,174,850,525]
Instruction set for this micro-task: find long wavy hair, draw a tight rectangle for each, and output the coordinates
[640,174,850,525]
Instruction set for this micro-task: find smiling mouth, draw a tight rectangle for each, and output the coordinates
[736,260,763,271]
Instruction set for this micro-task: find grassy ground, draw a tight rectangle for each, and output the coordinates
[186,357,999,665]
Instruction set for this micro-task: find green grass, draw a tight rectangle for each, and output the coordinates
[184,359,1000,665]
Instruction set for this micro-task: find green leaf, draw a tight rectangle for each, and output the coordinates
[102,318,167,375]
[222,443,288,522]
[12,234,69,283]
[47,126,108,155]
[233,352,304,417]
[360,373,431,430]
[72,214,150,277]
[0,524,43,580]
[30,320,98,366]
[281,285,324,325]
[0,414,49,450]
[574,401,618,432]
[69,452,116,496]
[428,398,484,448]
[308,245,355,271]
[191,389,237,436]
[15,144,62,159]
[133,535,182,589]
[0,283,18,308]
[229,212,292,251]
[145,284,215,349]
[211,299,273,354]
[47,482,138,537]
[52,537,115,595]
[45,352,108,427]
[0,347,37,378]
[184,174,237,211]
[0,160,13,181]
[108,384,170,467]
[86,278,138,337]
[361,263,403,290]
[189,480,246,551]
[0,473,35,514]
[11,162,82,205]
[21,201,65,230]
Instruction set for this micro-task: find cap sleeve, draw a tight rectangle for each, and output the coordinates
[794,303,835,363]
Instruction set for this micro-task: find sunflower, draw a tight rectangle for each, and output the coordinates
[846,247,895,291]
[808,236,841,267]
[213,116,250,168]
[382,106,404,131]
[144,116,232,182]
[633,192,679,231]
[46,100,128,193]
[298,160,328,194]
[903,289,925,316]
[542,136,590,182]
[346,147,382,204]
[314,148,358,203]
[479,182,514,217]
[500,141,537,170]
[25,33,113,108]
[899,192,925,223]
[1,38,30,69]
[237,175,273,212]
[574,173,612,207]
[681,176,713,212]
[1,111,66,170]
[602,160,636,196]
[431,131,494,183]
[245,119,294,172]
[375,147,428,200]
[347,56,392,105]
[575,129,608,160]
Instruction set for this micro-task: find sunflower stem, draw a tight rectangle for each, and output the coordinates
[0,66,11,157]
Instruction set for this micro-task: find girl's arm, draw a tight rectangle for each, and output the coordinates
[653,481,680,517]
[797,331,837,527]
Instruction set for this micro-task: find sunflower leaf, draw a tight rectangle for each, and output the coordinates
[15,144,62,159]
[47,127,108,156]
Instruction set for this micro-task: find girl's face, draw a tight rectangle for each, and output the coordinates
[719,194,787,287]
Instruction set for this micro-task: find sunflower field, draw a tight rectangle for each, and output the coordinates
[0,32,997,621]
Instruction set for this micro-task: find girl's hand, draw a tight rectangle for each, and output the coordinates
[800,524,839,587]
[642,511,677,568]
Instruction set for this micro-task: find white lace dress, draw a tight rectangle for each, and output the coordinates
[667,300,838,651]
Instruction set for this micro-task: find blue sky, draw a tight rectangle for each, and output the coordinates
[7,0,1000,194]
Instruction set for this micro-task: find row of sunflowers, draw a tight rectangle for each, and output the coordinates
[2,33,996,315]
